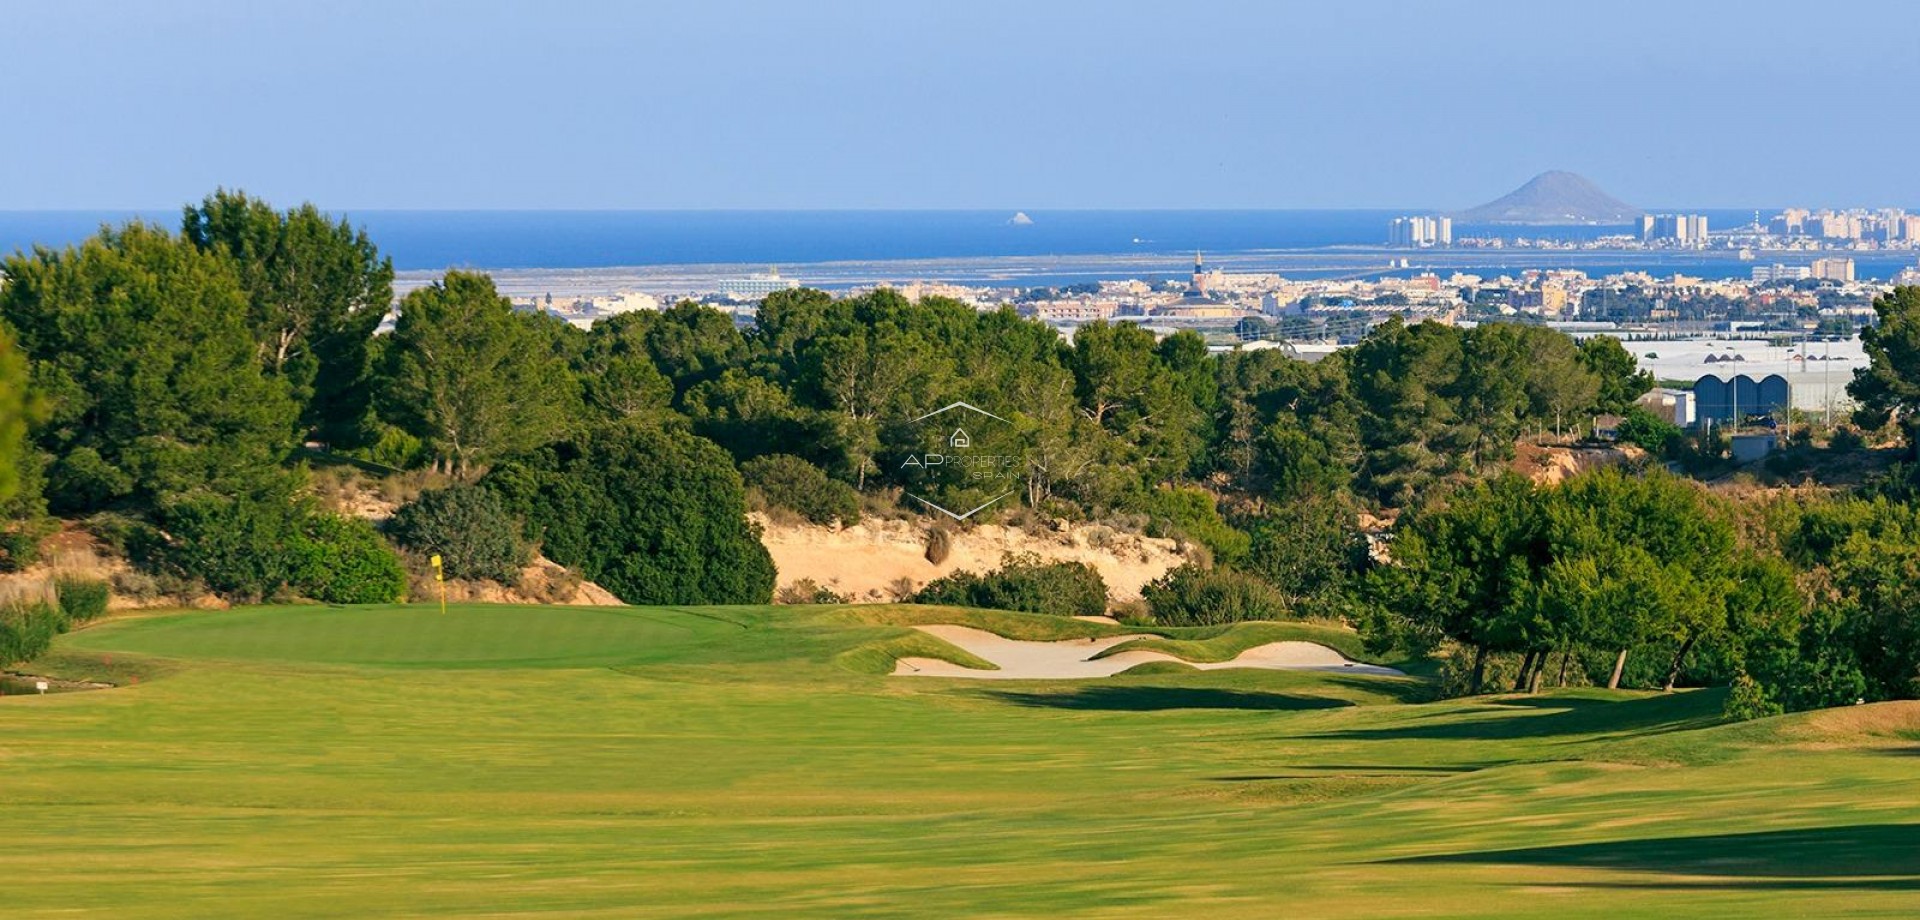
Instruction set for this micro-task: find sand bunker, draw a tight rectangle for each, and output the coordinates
[892,624,1404,680]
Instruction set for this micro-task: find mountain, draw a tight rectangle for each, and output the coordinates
[1454,171,1641,225]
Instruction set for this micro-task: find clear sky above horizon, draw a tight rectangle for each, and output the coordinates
[3,0,1913,211]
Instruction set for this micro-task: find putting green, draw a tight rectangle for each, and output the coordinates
[61,603,744,668]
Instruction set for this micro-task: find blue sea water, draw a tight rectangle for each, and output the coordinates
[2,209,1911,282]
[0,209,1413,269]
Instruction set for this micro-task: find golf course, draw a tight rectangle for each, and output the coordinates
[4,602,1918,918]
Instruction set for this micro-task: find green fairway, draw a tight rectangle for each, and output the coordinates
[4,603,1918,918]
[57,604,747,668]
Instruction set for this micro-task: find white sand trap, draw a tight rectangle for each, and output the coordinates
[892,624,1404,680]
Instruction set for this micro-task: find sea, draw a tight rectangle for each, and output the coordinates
[2,209,1916,287]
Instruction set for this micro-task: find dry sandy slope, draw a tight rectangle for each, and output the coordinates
[892,624,1404,680]
[756,515,1186,603]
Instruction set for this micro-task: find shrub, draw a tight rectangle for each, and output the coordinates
[0,521,53,573]
[913,552,1106,617]
[1130,486,1250,566]
[1141,564,1291,626]
[157,491,308,601]
[155,491,405,604]
[1829,426,1866,453]
[742,454,860,526]
[924,528,953,565]
[775,578,846,605]
[1723,671,1785,722]
[1613,407,1683,455]
[388,484,532,584]
[484,420,776,605]
[53,577,110,625]
[289,514,408,605]
[0,600,63,665]
[353,425,430,471]
[885,576,918,602]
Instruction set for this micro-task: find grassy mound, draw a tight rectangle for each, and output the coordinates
[834,631,998,675]
[1089,620,1372,664]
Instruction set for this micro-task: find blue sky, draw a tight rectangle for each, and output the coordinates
[2,0,1912,210]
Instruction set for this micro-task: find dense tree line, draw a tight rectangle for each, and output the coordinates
[9,189,1920,718]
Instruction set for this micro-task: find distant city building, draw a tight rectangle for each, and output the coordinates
[1811,212,1862,241]
[1766,208,1810,236]
[1640,213,1709,247]
[1388,215,1451,248]
[1810,257,1856,282]
[717,267,800,299]
[1752,263,1813,283]
[1152,253,1247,318]
[1026,300,1118,323]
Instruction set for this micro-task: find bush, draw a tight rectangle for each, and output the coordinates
[1614,406,1684,455]
[1829,426,1866,452]
[924,528,952,565]
[1141,564,1291,626]
[1131,486,1250,566]
[156,491,405,604]
[0,521,53,573]
[775,578,846,605]
[742,454,860,526]
[913,552,1106,617]
[484,420,776,605]
[157,491,308,601]
[0,600,63,665]
[388,484,532,584]
[1723,672,1784,722]
[290,514,408,604]
[53,577,110,625]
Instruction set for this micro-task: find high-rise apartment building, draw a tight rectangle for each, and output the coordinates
[1811,257,1856,282]
[1641,214,1709,246]
[1388,215,1451,248]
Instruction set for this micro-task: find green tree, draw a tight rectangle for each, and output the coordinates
[1348,319,1467,505]
[1065,322,1205,485]
[1213,348,1360,499]
[1247,492,1365,616]
[182,190,394,444]
[591,303,749,402]
[379,271,580,476]
[741,454,860,525]
[1365,473,1549,692]
[1518,325,1601,437]
[0,222,297,512]
[484,420,775,604]
[1451,323,1533,466]
[388,484,533,584]
[1849,286,1920,445]
[1614,406,1683,454]
[0,325,51,570]
[1579,335,1655,415]
[0,325,37,506]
